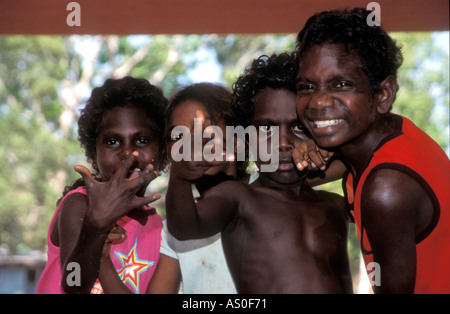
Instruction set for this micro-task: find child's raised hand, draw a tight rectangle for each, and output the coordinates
[170,109,233,182]
[292,138,333,171]
[73,153,161,231]
[101,224,126,263]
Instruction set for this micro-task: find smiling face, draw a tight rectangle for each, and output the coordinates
[253,88,309,184]
[95,105,159,187]
[296,43,378,150]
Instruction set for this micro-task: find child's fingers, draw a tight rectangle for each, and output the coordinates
[133,193,162,209]
[106,225,127,243]
[317,147,333,162]
[127,163,159,188]
[194,109,206,127]
[308,153,327,171]
[293,140,330,171]
[114,151,140,181]
[292,143,311,171]
[74,165,97,189]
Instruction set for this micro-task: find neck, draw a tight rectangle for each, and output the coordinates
[339,114,394,179]
[255,172,312,199]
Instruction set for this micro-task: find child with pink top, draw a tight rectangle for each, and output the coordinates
[37,76,167,293]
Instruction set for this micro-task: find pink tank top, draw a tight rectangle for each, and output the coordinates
[36,186,162,294]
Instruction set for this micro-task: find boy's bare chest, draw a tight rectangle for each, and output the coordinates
[238,193,341,240]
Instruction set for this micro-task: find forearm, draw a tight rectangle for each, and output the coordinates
[97,257,133,294]
[61,220,109,294]
[165,176,201,240]
[372,250,416,294]
[146,254,181,294]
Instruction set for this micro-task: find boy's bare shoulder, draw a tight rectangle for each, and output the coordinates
[314,189,348,216]
[314,189,343,201]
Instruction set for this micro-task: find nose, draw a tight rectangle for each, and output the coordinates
[119,149,133,160]
[310,90,333,109]
[276,129,294,152]
[119,143,137,160]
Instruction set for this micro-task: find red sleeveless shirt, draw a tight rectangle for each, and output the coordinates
[344,114,450,293]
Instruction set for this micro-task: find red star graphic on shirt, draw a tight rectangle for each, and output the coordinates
[114,239,154,293]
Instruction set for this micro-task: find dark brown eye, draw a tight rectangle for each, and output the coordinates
[170,133,183,142]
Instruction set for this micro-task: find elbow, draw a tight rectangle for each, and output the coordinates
[61,280,91,294]
[166,221,196,241]
[61,267,94,294]
[167,226,190,241]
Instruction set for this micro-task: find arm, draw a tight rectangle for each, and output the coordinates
[361,168,433,293]
[97,225,134,294]
[146,254,182,294]
[165,159,239,241]
[60,153,159,293]
[58,193,107,294]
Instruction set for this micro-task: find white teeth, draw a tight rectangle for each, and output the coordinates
[313,119,344,128]
[133,168,142,173]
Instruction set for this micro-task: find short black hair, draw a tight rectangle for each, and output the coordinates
[231,53,298,176]
[295,7,403,93]
[231,52,298,128]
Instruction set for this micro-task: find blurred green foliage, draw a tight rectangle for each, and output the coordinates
[0,33,448,262]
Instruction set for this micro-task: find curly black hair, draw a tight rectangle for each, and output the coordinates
[77,76,168,174]
[231,52,298,128]
[295,7,403,93]
[230,53,298,176]
[58,76,168,204]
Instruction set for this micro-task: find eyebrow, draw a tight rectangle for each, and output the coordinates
[296,73,357,84]
[253,117,298,126]
[295,76,313,84]
[99,129,153,138]
[168,117,213,129]
[252,117,274,124]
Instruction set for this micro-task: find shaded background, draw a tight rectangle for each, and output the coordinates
[0,0,448,293]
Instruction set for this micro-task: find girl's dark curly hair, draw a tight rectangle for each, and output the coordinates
[59,76,168,204]
[295,7,403,93]
[231,52,298,128]
[78,76,168,173]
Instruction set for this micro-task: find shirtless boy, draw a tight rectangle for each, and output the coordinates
[166,53,353,293]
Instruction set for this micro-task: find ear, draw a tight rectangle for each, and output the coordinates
[375,76,398,115]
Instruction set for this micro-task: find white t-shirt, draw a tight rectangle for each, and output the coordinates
[160,220,236,294]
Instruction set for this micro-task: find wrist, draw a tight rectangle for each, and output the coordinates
[84,209,114,233]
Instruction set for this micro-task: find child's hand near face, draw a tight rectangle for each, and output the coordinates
[170,109,234,183]
[73,153,161,231]
[101,224,126,263]
[292,138,333,171]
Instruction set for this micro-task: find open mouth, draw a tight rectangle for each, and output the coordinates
[313,119,344,128]
[277,157,294,171]
[126,168,142,180]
